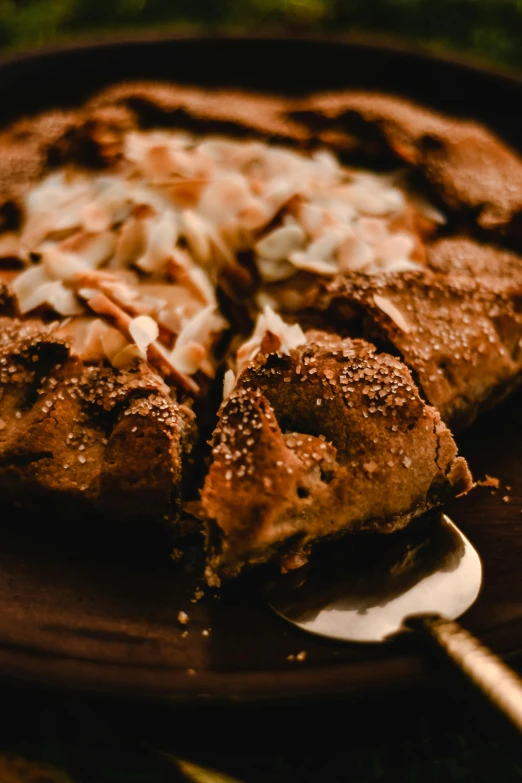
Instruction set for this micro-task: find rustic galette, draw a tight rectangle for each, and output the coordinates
[3,81,522,582]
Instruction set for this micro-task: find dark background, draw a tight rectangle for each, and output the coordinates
[0,0,521,74]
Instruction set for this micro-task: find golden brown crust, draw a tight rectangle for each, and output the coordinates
[426,236,522,280]
[4,80,522,238]
[202,332,471,582]
[0,288,194,522]
[0,110,78,216]
[0,82,306,221]
[86,81,308,142]
[291,91,522,236]
[0,105,136,223]
[315,270,522,430]
[8,80,522,571]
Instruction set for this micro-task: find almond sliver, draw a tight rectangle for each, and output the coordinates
[373,294,411,333]
[129,314,159,355]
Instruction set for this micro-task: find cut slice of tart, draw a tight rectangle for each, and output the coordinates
[0,287,196,523]
[200,312,472,584]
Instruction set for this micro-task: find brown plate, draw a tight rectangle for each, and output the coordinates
[1,34,522,702]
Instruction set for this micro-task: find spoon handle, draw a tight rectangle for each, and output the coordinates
[408,615,522,733]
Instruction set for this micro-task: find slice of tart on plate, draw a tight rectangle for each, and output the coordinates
[201,312,470,583]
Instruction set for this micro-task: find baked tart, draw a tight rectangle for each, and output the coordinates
[7,81,522,582]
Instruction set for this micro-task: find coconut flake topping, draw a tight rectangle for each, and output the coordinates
[223,306,306,398]
[5,128,441,392]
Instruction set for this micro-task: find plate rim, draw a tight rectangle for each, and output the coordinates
[2,30,522,90]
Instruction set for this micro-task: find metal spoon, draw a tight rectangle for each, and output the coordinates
[266,512,522,731]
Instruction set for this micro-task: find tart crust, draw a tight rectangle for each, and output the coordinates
[202,332,471,582]
[0,287,194,523]
[290,91,522,237]
[4,80,522,578]
[315,268,522,429]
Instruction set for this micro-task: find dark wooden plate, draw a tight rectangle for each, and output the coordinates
[1,35,522,702]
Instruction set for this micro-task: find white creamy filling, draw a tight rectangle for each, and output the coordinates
[3,129,443,390]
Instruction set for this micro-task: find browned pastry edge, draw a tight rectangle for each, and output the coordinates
[290,91,522,237]
[315,266,522,430]
[0,82,307,225]
[4,81,520,573]
[427,236,522,280]
[2,82,522,432]
[201,332,472,583]
[0,287,195,525]
[4,81,522,239]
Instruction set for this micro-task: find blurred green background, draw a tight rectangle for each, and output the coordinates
[0,0,521,71]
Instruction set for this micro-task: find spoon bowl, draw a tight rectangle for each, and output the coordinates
[267,512,522,734]
[267,513,482,643]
